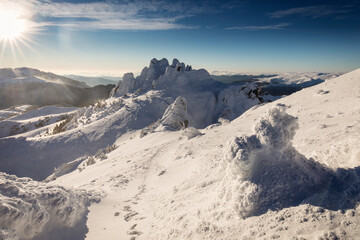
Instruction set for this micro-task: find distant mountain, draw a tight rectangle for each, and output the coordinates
[212,72,340,96]
[65,75,119,87]
[0,67,89,88]
[0,68,115,109]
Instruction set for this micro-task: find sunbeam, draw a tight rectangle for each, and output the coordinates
[0,7,40,65]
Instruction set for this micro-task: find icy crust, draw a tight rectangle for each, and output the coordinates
[0,173,99,240]
[219,106,359,218]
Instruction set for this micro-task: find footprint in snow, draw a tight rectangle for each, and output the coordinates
[316,89,330,95]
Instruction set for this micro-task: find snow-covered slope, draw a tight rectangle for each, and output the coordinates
[48,67,360,239]
[0,61,359,239]
[0,59,265,180]
[259,72,339,85]
[0,106,78,138]
[0,105,35,121]
[0,68,115,110]
[213,72,339,96]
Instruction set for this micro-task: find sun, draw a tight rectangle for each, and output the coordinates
[0,6,39,64]
[0,10,27,40]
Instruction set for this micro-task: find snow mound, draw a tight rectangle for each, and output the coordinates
[0,173,99,240]
[220,106,335,218]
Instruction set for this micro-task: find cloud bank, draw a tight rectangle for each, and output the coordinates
[269,5,353,19]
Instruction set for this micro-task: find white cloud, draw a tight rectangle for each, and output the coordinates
[1,0,208,31]
[226,23,290,31]
[269,5,352,19]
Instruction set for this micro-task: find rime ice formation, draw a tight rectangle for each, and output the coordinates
[158,96,191,131]
[220,106,359,218]
[220,106,331,217]
[0,173,99,240]
[111,58,264,129]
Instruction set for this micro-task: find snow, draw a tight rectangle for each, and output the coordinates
[0,172,100,240]
[157,96,190,131]
[0,59,265,180]
[111,58,265,128]
[0,60,359,239]
[0,105,35,121]
[220,106,334,218]
[259,72,339,85]
[0,106,78,138]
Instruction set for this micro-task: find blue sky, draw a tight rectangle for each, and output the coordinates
[0,0,359,75]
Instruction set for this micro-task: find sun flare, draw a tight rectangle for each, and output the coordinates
[0,6,39,64]
[0,10,27,40]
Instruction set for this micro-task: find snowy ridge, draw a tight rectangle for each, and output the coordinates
[0,106,78,138]
[111,58,264,128]
[0,105,35,121]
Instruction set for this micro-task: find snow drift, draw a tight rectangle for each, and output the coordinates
[0,172,99,240]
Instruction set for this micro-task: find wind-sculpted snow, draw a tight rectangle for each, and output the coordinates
[220,106,360,218]
[0,173,100,240]
[158,96,191,131]
[215,83,262,120]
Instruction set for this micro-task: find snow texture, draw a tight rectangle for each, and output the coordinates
[0,173,99,240]
[157,96,190,131]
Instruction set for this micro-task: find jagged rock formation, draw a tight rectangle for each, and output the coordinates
[111,58,266,129]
